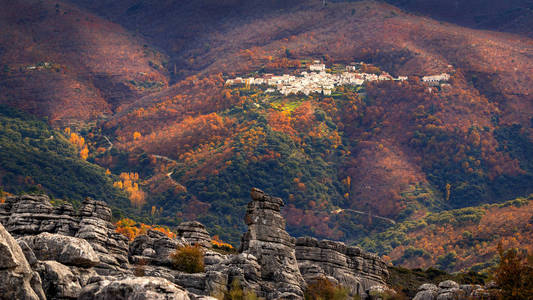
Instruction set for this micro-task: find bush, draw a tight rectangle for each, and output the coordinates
[304,277,349,300]
[222,279,259,300]
[492,244,533,299]
[170,245,205,273]
[134,258,147,277]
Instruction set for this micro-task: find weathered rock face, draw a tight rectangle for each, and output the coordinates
[208,253,261,295]
[130,229,184,267]
[0,195,129,274]
[177,221,212,248]
[295,236,389,296]
[75,198,129,273]
[414,280,498,300]
[19,232,100,268]
[78,276,193,300]
[0,190,392,300]
[0,195,78,236]
[239,188,306,299]
[36,260,83,299]
[0,223,44,300]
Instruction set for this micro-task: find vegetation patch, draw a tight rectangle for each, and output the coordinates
[170,245,205,273]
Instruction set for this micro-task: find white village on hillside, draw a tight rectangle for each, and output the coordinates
[225,61,450,96]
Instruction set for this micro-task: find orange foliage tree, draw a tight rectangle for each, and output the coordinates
[113,172,146,208]
[65,128,89,160]
[115,218,176,241]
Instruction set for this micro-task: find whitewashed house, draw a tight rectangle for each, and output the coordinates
[309,60,326,72]
[422,73,450,83]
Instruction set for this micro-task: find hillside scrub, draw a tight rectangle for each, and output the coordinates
[170,245,205,273]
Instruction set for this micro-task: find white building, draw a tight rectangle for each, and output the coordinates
[422,73,450,83]
[309,60,326,72]
[224,62,412,96]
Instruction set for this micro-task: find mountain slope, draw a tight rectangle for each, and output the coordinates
[0,105,130,209]
[0,0,532,270]
[89,0,533,230]
[0,0,169,124]
[384,0,533,37]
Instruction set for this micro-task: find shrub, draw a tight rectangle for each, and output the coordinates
[492,244,533,299]
[212,235,236,254]
[304,277,349,300]
[134,258,147,277]
[170,245,205,273]
[221,278,259,300]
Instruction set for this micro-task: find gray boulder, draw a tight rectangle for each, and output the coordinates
[129,229,183,267]
[19,232,100,267]
[439,280,459,289]
[177,221,212,248]
[37,260,82,299]
[414,289,438,300]
[79,276,191,300]
[437,287,465,300]
[0,223,44,300]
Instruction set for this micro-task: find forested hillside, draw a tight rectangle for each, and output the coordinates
[0,105,130,212]
[0,0,532,271]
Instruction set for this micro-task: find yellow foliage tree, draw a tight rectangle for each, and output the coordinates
[67,131,89,160]
[114,172,146,208]
[80,145,89,160]
[133,131,142,141]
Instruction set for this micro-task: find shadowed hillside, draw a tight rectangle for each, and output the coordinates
[384,0,533,37]
[0,0,169,125]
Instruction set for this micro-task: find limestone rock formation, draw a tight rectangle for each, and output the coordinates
[0,195,78,236]
[0,195,129,275]
[206,252,262,295]
[239,188,306,299]
[414,280,497,300]
[75,198,129,273]
[0,190,393,300]
[295,236,389,296]
[78,277,193,300]
[19,233,100,268]
[37,260,83,299]
[130,229,184,267]
[0,223,45,300]
[177,221,212,248]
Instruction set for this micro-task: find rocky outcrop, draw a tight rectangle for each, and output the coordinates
[37,260,83,299]
[0,195,129,275]
[239,188,306,299]
[19,233,100,268]
[0,195,78,236]
[0,223,45,300]
[0,190,392,300]
[177,221,212,248]
[130,229,183,267]
[78,277,194,300]
[75,198,129,273]
[414,280,498,300]
[295,236,389,296]
[208,253,261,295]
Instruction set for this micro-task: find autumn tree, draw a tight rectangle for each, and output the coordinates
[114,172,146,208]
[493,243,533,299]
